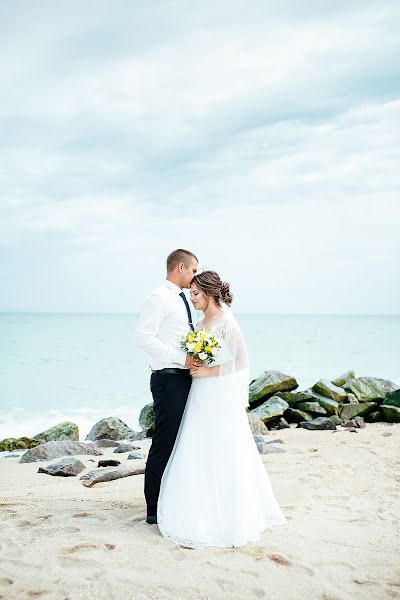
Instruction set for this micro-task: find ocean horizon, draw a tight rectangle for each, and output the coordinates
[1,312,399,442]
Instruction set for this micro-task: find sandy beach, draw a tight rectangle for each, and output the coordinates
[0,423,399,600]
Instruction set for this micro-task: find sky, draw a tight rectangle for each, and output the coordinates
[1,0,399,314]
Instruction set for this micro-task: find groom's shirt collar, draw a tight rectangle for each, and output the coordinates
[164,279,182,295]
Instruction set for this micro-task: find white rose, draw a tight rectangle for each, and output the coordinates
[187,343,195,352]
[198,352,208,360]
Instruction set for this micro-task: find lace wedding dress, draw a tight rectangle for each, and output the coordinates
[157,309,287,549]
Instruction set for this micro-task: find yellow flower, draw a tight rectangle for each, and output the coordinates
[194,342,202,353]
[188,334,195,343]
[199,334,206,341]
[205,345,212,352]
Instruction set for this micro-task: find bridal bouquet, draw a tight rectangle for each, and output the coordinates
[181,328,221,365]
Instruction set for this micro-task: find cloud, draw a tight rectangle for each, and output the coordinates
[0,0,399,312]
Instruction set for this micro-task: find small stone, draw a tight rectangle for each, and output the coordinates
[38,457,86,477]
[298,417,336,430]
[114,443,141,453]
[127,451,146,460]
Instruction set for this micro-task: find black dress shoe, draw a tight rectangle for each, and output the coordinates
[146,515,157,524]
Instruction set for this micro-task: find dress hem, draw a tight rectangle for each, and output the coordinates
[157,516,288,550]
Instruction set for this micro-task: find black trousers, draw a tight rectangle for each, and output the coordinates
[144,371,192,516]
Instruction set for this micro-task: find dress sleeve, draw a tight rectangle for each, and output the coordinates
[212,317,250,408]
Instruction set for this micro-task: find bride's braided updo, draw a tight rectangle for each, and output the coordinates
[191,271,233,307]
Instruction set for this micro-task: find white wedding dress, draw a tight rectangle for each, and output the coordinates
[157,309,287,549]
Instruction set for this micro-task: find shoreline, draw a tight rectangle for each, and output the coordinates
[1,423,399,599]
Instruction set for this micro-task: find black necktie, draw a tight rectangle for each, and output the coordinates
[179,292,194,331]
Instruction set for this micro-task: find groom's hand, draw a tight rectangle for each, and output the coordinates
[185,355,200,368]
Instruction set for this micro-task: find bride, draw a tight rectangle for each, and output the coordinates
[157,270,287,549]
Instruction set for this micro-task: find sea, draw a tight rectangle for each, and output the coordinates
[0,313,399,442]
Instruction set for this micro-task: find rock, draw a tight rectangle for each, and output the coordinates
[353,416,366,428]
[256,442,286,454]
[329,415,343,426]
[247,413,269,435]
[311,378,348,403]
[376,378,400,394]
[95,439,120,448]
[269,417,290,430]
[85,417,137,441]
[364,411,381,423]
[0,437,40,451]
[37,457,86,477]
[382,389,400,409]
[20,440,103,463]
[298,417,337,430]
[284,407,314,422]
[342,417,365,428]
[343,377,394,402]
[139,403,155,430]
[250,396,289,423]
[126,430,149,441]
[380,405,400,423]
[80,465,145,487]
[331,371,355,387]
[304,389,340,416]
[339,401,376,421]
[249,371,298,406]
[274,391,314,405]
[33,421,79,443]
[98,459,121,467]
[128,451,146,460]
[296,402,328,414]
[347,393,359,404]
[114,443,141,453]
[254,435,284,445]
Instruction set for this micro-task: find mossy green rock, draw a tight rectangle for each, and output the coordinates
[380,405,400,423]
[304,389,339,416]
[331,371,355,387]
[274,391,314,406]
[249,371,298,406]
[340,401,376,421]
[312,378,348,403]
[250,396,289,423]
[296,402,327,414]
[0,437,40,451]
[382,389,400,409]
[33,421,79,443]
[343,377,397,402]
[139,403,155,430]
[364,411,381,423]
[284,407,313,422]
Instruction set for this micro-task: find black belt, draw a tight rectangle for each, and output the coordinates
[151,368,190,375]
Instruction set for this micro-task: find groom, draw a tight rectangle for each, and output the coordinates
[135,248,199,524]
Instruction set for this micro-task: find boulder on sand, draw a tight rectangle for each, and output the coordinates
[33,421,79,443]
[86,417,139,441]
[250,396,289,423]
[20,440,103,463]
[298,417,336,430]
[249,371,298,407]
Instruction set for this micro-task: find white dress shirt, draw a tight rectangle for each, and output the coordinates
[135,279,194,371]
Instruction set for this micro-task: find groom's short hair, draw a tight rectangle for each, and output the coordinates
[167,249,198,272]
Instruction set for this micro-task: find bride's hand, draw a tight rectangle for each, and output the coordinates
[190,364,209,377]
